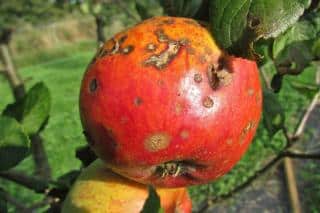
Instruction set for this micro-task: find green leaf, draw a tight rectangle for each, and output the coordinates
[80,2,90,14]
[0,116,30,171]
[287,65,320,99]
[140,186,163,213]
[209,0,310,55]
[21,82,51,135]
[0,188,7,213]
[271,74,284,93]
[56,170,81,189]
[92,3,102,15]
[262,90,285,137]
[273,20,317,58]
[160,0,203,17]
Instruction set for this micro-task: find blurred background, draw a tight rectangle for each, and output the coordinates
[0,0,319,212]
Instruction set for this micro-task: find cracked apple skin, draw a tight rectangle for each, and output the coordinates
[79,16,262,187]
[62,160,191,213]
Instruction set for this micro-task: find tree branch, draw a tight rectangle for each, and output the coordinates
[0,189,28,212]
[0,44,25,100]
[0,43,52,180]
[293,92,320,139]
[0,170,49,193]
[283,151,320,159]
[27,196,60,211]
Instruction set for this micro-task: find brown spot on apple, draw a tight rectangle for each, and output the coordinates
[180,130,189,139]
[194,73,202,83]
[145,133,171,152]
[203,96,213,108]
[134,97,143,106]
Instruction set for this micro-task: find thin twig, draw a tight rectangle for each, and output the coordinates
[0,170,49,193]
[283,151,320,159]
[0,189,29,212]
[27,196,60,211]
[293,92,320,139]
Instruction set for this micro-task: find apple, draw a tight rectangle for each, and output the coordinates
[62,160,192,213]
[79,16,262,187]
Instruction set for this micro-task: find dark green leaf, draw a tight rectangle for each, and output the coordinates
[287,65,320,99]
[275,41,314,75]
[2,100,24,121]
[0,188,7,213]
[140,186,163,213]
[0,116,30,171]
[209,0,310,56]
[271,74,283,93]
[76,145,97,167]
[21,82,51,135]
[56,170,81,189]
[160,0,203,17]
[135,0,163,20]
[262,90,285,137]
[136,2,153,20]
[249,0,310,39]
[273,20,317,58]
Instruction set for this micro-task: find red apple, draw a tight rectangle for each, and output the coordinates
[79,16,262,187]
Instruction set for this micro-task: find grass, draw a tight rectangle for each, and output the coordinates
[0,43,96,207]
[0,40,318,211]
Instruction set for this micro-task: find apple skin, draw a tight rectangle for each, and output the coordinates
[79,16,262,187]
[61,160,192,213]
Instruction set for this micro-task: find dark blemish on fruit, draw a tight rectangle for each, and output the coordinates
[144,133,171,152]
[216,70,233,86]
[98,126,118,160]
[134,97,143,106]
[248,88,254,96]
[118,34,128,44]
[145,29,188,70]
[203,96,214,108]
[207,62,233,90]
[184,19,200,27]
[155,160,206,178]
[83,131,95,145]
[175,103,183,115]
[186,46,195,55]
[194,73,202,83]
[180,38,190,46]
[240,121,256,144]
[199,55,207,64]
[226,139,233,145]
[157,79,165,87]
[146,43,157,52]
[121,45,134,54]
[180,130,189,139]
[110,38,120,54]
[162,18,175,25]
[144,41,181,69]
[155,29,169,42]
[89,79,98,92]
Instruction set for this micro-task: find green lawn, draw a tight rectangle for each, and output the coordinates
[0,41,317,210]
